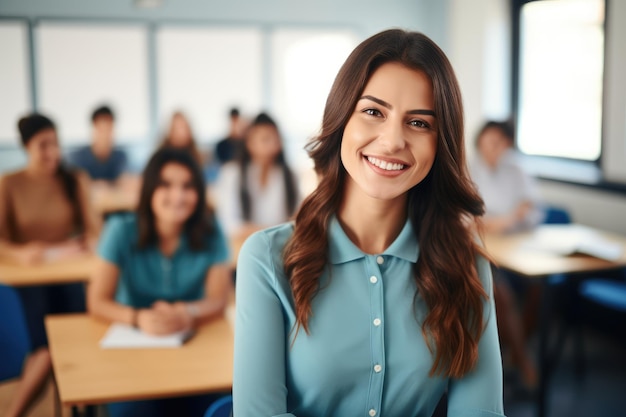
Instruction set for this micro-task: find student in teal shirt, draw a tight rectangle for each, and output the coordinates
[88,147,231,416]
[234,29,506,417]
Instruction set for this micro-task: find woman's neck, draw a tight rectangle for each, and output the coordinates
[25,162,54,179]
[155,220,183,257]
[337,180,407,255]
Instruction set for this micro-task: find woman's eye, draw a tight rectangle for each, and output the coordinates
[363,108,382,117]
[409,119,430,129]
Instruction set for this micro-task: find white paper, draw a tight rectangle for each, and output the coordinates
[99,323,193,349]
[522,225,623,262]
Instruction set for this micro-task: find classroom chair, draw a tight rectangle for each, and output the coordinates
[203,394,232,417]
[0,284,32,382]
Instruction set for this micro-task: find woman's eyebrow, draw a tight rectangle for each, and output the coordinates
[359,95,436,117]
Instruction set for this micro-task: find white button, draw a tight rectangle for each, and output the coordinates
[376,256,384,265]
[369,409,377,417]
[374,364,382,373]
[369,276,378,284]
[373,318,381,326]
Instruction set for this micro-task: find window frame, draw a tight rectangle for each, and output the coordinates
[510,0,626,194]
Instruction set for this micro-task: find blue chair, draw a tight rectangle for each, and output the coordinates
[0,284,32,382]
[580,278,626,313]
[543,205,572,225]
[203,395,232,417]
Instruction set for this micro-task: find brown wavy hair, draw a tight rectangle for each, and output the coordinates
[283,29,488,378]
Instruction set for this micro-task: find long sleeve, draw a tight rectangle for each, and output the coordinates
[233,231,297,417]
[447,255,506,416]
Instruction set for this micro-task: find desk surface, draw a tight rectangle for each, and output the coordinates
[45,314,233,406]
[0,254,96,286]
[484,224,626,278]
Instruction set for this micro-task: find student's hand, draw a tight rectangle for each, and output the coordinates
[13,242,46,265]
[136,302,192,335]
[44,239,88,261]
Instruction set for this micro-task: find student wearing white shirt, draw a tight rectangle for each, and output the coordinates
[214,112,298,240]
[470,120,544,233]
[470,120,543,390]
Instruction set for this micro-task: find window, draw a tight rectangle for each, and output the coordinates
[36,23,150,145]
[271,29,358,166]
[156,27,263,144]
[515,0,604,161]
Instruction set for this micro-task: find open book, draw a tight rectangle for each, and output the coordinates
[522,224,624,262]
[99,323,193,349]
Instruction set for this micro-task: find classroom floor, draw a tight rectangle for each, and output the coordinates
[504,324,626,417]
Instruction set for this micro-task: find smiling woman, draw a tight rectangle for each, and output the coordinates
[87,147,232,416]
[233,29,505,417]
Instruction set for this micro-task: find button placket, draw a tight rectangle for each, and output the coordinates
[365,255,385,417]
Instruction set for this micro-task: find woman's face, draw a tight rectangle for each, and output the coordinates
[151,162,199,226]
[169,115,192,147]
[246,124,282,165]
[340,62,438,202]
[477,127,510,168]
[26,128,61,175]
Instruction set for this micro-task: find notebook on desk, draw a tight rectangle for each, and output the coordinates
[99,323,193,349]
[522,224,623,262]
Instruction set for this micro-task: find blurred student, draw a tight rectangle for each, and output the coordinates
[214,107,245,164]
[214,112,298,241]
[0,113,100,417]
[70,105,128,184]
[159,111,203,165]
[470,120,544,233]
[88,147,231,417]
[470,119,543,389]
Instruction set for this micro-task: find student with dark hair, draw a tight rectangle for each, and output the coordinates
[214,107,245,164]
[69,105,128,183]
[214,112,298,241]
[88,147,231,417]
[233,30,504,417]
[0,113,99,417]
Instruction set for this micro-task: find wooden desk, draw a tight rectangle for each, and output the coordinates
[0,254,97,286]
[484,225,626,277]
[483,224,626,417]
[45,314,233,407]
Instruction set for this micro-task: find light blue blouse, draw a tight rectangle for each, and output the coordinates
[234,217,505,417]
[98,213,229,308]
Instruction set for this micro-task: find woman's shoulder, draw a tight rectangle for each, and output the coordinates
[240,222,295,259]
[103,212,139,238]
[0,169,27,186]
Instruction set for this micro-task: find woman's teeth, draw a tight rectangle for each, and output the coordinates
[366,156,405,171]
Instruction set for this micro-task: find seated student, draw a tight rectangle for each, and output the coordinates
[470,120,544,233]
[159,111,204,166]
[214,107,245,164]
[0,113,100,417]
[87,147,232,417]
[214,112,298,241]
[470,119,544,389]
[69,105,128,184]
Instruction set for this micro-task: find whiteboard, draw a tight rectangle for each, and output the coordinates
[36,22,150,146]
[156,26,263,144]
[0,21,31,145]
